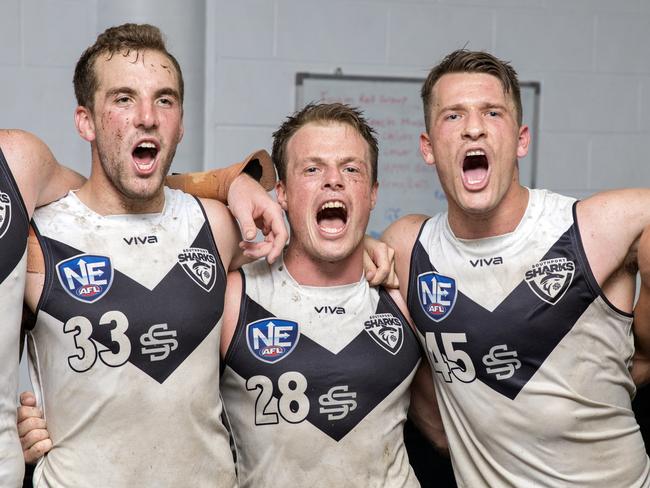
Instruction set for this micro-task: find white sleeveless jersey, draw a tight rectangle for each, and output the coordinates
[221,258,422,488]
[407,188,650,487]
[0,148,29,488]
[27,188,236,488]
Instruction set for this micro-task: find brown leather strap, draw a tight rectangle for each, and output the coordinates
[165,149,275,201]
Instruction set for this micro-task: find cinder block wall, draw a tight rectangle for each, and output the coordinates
[207,0,650,197]
[3,0,649,392]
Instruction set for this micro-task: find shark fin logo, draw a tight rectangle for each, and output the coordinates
[525,257,575,305]
[364,313,404,355]
[0,191,11,239]
[178,247,217,292]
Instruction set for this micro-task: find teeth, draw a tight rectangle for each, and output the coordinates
[466,149,485,157]
[320,201,346,211]
[138,142,156,149]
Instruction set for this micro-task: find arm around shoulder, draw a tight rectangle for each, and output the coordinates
[0,130,84,214]
[200,197,244,273]
[381,214,429,301]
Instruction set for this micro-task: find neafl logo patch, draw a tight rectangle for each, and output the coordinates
[0,191,11,239]
[246,318,299,364]
[525,257,575,305]
[56,254,113,303]
[417,271,457,322]
[178,247,217,292]
[364,313,404,355]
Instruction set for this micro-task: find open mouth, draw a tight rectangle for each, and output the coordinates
[132,141,159,173]
[316,200,348,234]
[462,149,489,187]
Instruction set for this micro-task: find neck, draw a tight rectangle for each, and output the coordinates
[447,185,529,239]
[283,245,364,287]
[75,176,165,216]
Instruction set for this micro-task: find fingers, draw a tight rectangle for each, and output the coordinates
[240,232,277,261]
[20,391,37,408]
[363,239,399,287]
[236,215,258,242]
[17,397,52,464]
[265,210,288,264]
[363,251,379,284]
[23,436,52,465]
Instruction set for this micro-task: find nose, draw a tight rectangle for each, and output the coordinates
[462,110,486,141]
[323,165,344,191]
[133,100,159,130]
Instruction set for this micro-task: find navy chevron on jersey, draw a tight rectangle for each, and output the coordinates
[221,258,422,488]
[407,188,650,487]
[0,148,29,488]
[27,188,236,488]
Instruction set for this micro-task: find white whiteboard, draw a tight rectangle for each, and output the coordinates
[296,73,540,237]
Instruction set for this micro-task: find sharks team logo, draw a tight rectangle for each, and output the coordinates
[178,247,217,292]
[56,254,113,303]
[0,191,11,239]
[525,257,575,305]
[364,313,404,355]
[246,318,300,364]
[417,271,457,322]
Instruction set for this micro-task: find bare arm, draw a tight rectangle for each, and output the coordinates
[168,150,288,264]
[632,226,650,385]
[0,130,84,215]
[221,270,243,359]
[577,189,650,309]
[386,287,448,452]
[381,214,429,303]
[409,362,448,454]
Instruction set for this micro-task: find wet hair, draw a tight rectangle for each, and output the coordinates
[421,49,522,129]
[73,23,184,111]
[272,102,378,184]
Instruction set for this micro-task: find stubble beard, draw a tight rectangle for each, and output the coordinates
[96,141,176,210]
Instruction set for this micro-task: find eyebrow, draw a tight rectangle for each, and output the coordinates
[104,87,180,100]
[441,102,509,112]
[302,156,364,164]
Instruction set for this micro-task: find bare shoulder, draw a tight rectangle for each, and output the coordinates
[577,188,650,283]
[0,129,51,166]
[0,129,59,212]
[578,188,650,231]
[382,213,429,250]
[381,214,429,301]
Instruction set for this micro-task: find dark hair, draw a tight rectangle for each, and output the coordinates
[421,49,522,129]
[73,23,184,111]
[272,102,378,184]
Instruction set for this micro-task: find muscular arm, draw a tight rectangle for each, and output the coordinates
[0,130,84,215]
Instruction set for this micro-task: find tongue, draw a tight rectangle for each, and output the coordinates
[319,216,345,232]
[464,166,488,185]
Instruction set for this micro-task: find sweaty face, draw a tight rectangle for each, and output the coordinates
[420,72,529,226]
[277,122,377,267]
[82,49,184,210]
